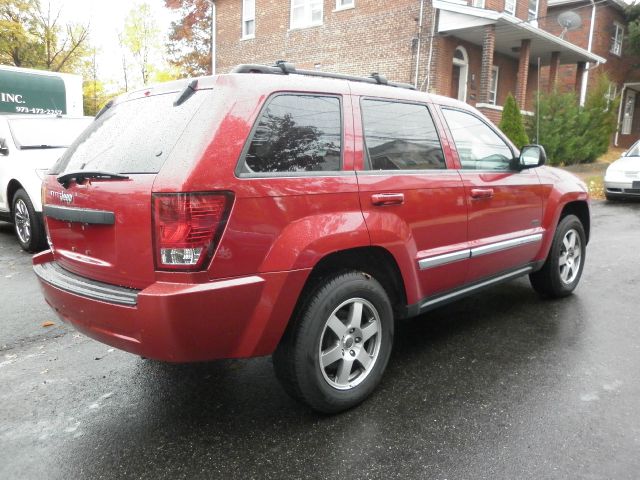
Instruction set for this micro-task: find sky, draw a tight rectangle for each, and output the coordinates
[52,0,179,90]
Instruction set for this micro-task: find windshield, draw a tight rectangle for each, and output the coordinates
[8,117,92,149]
[625,141,640,157]
[53,89,211,175]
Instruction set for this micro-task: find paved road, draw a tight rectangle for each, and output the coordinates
[1,201,639,480]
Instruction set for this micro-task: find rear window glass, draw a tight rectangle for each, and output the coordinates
[241,94,342,174]
[53,90,211,175]
[361,99,445,170]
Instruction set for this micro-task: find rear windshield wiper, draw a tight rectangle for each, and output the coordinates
[20,145,68,150]
[57,170,130,188]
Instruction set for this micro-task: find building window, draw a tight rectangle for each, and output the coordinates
[611,22,624,56]
[242,0,255,38]
[504,0,516,15]
[291,0,323,29]
[528,0,538,24]
[489,66,499,105]
[336,0,354,10]
[473,0,486,8]
[606,83,618,111]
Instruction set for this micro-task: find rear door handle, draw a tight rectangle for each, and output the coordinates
[371,193,405,206]
[470,188,494,199]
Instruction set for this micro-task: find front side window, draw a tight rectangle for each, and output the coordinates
[489,66,499,105]
[291,0,323,29]
[442,108,513,171]
[242,0,255,38]
[504,0,516,15]
[361,99,445,170]
[243,95,341,173]
[612,23,624,56]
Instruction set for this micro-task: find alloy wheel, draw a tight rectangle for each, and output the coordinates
[559,228,582,284]
[318,298,382,390]
[14,199,31,245]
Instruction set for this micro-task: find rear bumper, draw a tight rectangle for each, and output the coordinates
[33,250,309,362]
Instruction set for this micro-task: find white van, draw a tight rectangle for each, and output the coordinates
[0,115,92,251]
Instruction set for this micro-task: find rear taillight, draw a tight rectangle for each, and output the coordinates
[152,192,233,271]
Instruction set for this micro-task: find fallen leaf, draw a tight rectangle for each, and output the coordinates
[42,321,55,327]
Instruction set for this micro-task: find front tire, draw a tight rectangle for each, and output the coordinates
[529,214,586,298]
[273,271,394,413]
[12,189,46,252]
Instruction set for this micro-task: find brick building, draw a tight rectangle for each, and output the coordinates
[542,0,640,147]
[213,0,602,125]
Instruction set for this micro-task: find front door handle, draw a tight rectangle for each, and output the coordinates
[371,193,405,206]
[470,188,494,199]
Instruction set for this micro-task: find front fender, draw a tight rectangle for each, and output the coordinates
[536,167,590,263]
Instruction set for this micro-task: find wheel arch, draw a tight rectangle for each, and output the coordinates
[559,200,590,244]
[299,246,408,319]
[6,179,24,214]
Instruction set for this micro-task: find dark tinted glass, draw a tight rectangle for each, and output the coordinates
[441,108,513,170]
[53,90,211,174]
[244,95,341,173]
[361,100,445,170]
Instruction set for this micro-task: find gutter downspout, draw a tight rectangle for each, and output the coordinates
[580,0,596,106]
[424,6,437,91]
[614,84,627,146]
[206,0,216,75]
[414,0,426,88]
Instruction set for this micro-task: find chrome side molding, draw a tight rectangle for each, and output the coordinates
[417,233,543,270]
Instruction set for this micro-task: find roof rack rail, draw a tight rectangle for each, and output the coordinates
[230,61,416,90]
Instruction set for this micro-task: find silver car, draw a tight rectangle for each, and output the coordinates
[604,141,640,200]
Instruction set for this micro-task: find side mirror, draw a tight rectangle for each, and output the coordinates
[518,144,546,169]
[0,138,8,156]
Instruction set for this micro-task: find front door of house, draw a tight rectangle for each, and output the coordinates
[622,90,636,135]
[451,65,460,100]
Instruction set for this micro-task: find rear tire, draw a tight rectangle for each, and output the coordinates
[12,189,46,253]
[273,271,394,413]
[529,214,586,298]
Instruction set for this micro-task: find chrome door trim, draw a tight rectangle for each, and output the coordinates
[417,232,543,270]
[418,249,470,270]
[470,233,543,258]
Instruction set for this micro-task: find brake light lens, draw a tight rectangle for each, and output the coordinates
[152,192,233,271]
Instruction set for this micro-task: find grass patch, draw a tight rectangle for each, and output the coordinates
[585,175,605,200]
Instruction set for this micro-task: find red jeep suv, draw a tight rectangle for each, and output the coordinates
[34,63,589,413]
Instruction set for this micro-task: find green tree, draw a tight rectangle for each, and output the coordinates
[123,2,160,86]
[0,0,90,73]
[165,0,212,76]
[499,93,529,149]
[626,2,640,56]
[528,74,619,165]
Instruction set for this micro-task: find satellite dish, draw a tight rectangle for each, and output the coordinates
[557,11,582,39]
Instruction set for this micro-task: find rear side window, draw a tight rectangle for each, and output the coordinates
[52,90,211,175]
[361,99,445,170]
[241,94,342,174]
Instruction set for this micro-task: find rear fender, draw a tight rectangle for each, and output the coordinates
[258,211,371,272]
